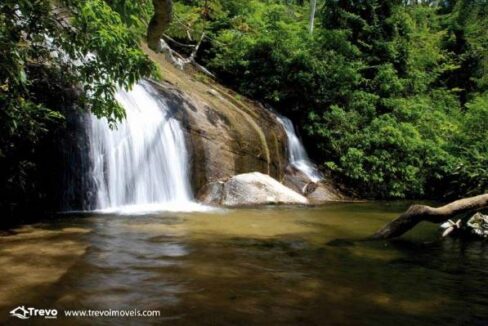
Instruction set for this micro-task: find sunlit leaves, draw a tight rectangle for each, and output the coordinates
[188,0,488,199]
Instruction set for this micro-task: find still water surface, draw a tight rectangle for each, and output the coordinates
[1,203,487,325]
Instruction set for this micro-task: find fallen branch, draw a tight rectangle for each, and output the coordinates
[163,34,195,48]
[156,33,214,77]
[370,193,488,240]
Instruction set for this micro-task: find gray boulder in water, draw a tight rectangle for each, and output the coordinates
[440,212,488,238]
[467,212,488,238]
[198,172,309,207]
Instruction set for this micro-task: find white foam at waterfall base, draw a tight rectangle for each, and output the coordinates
[88,81,208,214]
[276,115,323,182]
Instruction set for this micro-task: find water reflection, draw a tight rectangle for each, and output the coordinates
[1,204,487,325]
[53,214,191,320]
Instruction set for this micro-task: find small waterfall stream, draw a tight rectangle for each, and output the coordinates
[276,115,323,182]
[88,81,200,213]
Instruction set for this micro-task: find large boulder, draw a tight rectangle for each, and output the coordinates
[144,46,288,194]
[198,172,308,207]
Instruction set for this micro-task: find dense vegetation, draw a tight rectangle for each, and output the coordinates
[166,0,488,199]
[0,0,487,223]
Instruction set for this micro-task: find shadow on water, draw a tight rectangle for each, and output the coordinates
[1,203,487,325]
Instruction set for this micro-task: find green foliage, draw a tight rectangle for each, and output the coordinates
[441,0,488,102]
[105,0,153,33]
[67,0,155,121]
[1,0,154,123]
[449,93,488,197]
[172,0,488,199]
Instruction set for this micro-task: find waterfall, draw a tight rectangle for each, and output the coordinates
[88,80,201,213]
[276,115,323,182]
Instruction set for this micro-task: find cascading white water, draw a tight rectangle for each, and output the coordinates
[276,115,323,182]
[89,81,201,213]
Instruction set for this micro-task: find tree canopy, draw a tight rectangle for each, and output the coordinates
[163,0,487,199]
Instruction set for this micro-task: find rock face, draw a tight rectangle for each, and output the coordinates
[284,165,345,203]
[307,182,345,203]
[283,165,312,195]
[143,45,345,203]
[198,172,308,206]
[144,46,287,195]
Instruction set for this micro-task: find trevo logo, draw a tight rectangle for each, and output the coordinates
[10,306,58,320]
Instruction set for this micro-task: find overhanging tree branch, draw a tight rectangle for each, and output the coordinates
[370,193,488,240]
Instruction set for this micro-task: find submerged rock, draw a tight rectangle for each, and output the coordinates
[198,172,308,207]
[467,213,488,238]
[439,212,488,239]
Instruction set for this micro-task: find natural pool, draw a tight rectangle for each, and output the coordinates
[1,203,487,325]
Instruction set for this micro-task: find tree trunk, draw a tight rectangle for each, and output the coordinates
[370,193,488,240]
[309,0,317,34]
[147,0,173,52]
